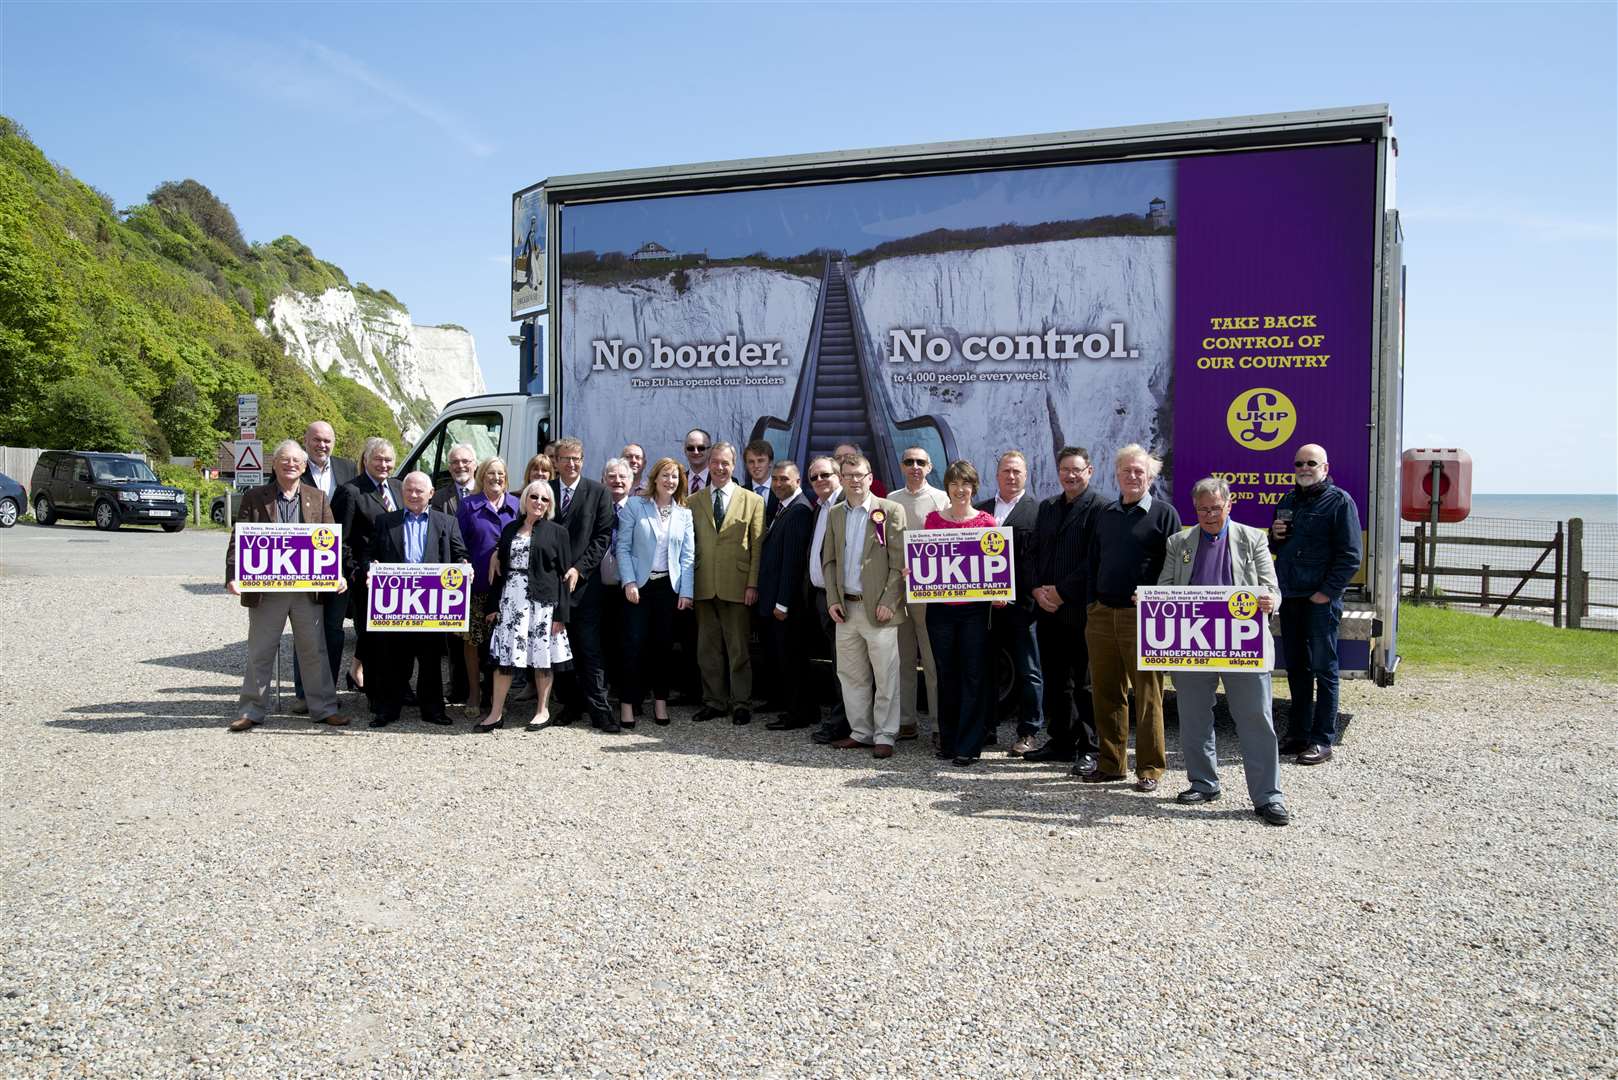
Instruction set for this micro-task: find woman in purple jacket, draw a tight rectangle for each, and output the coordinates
[455,456,519,718]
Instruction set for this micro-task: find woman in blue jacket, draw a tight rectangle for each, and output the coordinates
[616,457,696,726]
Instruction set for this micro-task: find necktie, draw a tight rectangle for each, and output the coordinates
[713,486,726,527]
[380,483,394,512]
[691,473,704,494]
[561,485,572,514]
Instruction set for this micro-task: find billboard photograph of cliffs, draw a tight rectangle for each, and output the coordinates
[558,159,1176,498]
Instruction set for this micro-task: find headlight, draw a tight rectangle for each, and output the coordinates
[174,491,187,503]
[118,491,138,503]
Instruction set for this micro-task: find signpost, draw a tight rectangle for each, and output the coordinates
[233,439,264,490]
[236,393,259,439]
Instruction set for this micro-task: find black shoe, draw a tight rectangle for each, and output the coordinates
[367,716,396,728]
[1176,788,1222,805]
[653,714,670,727]
[553,709,579,727]
[1071,753,1099,776]
[1021,742,1075,763]
[600,719,623,734]
[422,714,453,727]
[1279,736,1309,756]
[474,718,505,732]
[765,717,812,731]
[693,706,725,722]
[732,708,751,726]
[951,755,980,767]
[1297,744,1334,766]
[1255,802,1291,826]
[811,725,851,745]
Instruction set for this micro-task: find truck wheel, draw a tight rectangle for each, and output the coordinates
[0,496,17,527]
[162,521,186,533]
[33,494,56,525]
[94,500,121,531]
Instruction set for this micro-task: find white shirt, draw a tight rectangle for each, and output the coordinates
[307,457,335,497]
[992,490,1027,526]
[808,493,840,589]
[841,497,872,595]
[651,500,673,572]
[559,478,580,511]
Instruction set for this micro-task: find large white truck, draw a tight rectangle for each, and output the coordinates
[404,105,1405,683]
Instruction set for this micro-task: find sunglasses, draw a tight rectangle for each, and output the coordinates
[808,471,834,481]
[1294,459,1321,468]
[902,458,928,467]
[685,445,707,453]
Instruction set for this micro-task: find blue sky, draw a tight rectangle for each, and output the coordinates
[3,1,1613,493]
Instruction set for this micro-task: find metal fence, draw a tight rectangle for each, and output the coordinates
[1401,515,1617,631]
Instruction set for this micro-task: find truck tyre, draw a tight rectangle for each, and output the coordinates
[33,493,56,525]
[0,496,17,527]
[94,499,121,531]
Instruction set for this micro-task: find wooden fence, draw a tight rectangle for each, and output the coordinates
[1402,517,1606,630]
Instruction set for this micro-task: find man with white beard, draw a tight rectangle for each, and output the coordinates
[1270,443,1361,766]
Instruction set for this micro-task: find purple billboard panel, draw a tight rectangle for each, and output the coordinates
[366,563,472,633]
[1136,586,1272,672]
[1173,145,1376,529]
[234,523,342,591]
[905,527,1014,603]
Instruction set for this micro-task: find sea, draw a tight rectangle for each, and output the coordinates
[1467,493,1617,524]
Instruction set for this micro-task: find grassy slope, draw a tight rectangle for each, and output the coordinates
[1396,603,1618,683]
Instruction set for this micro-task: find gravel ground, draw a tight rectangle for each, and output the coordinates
[1,571,1615,1078]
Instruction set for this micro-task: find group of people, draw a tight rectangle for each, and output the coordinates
[226,420,1363,829]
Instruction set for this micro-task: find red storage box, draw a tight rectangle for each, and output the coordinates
[1401,448,1472,522]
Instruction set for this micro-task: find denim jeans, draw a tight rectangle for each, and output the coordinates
[1279,596,1342,744]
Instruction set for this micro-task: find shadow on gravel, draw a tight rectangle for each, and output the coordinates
[144,642,247,676]
[180,582,231,596]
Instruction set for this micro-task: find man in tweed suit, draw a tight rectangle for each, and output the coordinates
[689,442,766,725]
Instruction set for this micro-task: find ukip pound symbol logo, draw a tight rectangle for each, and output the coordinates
[1225,388,1297,451]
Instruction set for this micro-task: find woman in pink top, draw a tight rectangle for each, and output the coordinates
[923,460,1000,766]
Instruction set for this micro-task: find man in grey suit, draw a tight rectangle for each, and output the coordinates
[1158,476,1288,826]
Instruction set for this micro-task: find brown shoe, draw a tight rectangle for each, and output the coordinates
[872,744,894,759]
[1134,777,1160,793]
[897,724,919,741]
[1079,768,1126,783]
[319,713,350,727]
[1010,735,1037,756]
[228,716,257,733]
[830,737,874,749]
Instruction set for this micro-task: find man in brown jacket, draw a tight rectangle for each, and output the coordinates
[225,439,349,732]
[688,442,766,724]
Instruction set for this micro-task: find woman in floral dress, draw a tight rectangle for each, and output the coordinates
[478,481,574,732]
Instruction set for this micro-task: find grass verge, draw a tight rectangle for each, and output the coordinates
[1396,602,1618,683]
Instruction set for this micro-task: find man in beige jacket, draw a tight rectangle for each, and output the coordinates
[822,455,908,758]
[689,442,766,724]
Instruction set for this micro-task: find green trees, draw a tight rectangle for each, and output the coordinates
[0,116,404,461]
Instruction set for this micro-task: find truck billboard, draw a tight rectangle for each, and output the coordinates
[556,142,1374,529]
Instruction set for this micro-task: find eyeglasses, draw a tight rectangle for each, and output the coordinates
[808,471,834,481]
[1294,459,1321,468]
[1194,505,1226,515]
[902,458,928,467]
[685,445,707,453]
[842,472,870,482]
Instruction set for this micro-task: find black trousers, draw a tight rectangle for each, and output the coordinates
[810,587,849,731]
[374,633,445,721]
[559,579,610,720]
[1035,608,1097,757]
[762,604,818,725]
[622,575,678,706]
[600,581,627,704]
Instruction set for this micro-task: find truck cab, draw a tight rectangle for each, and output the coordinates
[401,393,552,491]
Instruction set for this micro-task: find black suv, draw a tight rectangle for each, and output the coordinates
[30,451,188,532]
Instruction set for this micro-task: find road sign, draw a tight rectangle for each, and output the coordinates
[234,439,264,489]
[236,394,259,439]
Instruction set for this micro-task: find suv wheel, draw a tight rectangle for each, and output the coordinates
[210,499,226,525]
[94,499,121,531]
[0,496,17,527]
[33,493,56,525]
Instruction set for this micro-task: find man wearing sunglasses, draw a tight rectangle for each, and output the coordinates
[887,447,949,742]
[1270,443,1362,766]
[684,429,712,495]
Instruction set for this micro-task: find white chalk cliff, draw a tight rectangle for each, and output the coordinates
[853,236,1174,500]
[257,287,485,441]
[561,266,819,465]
